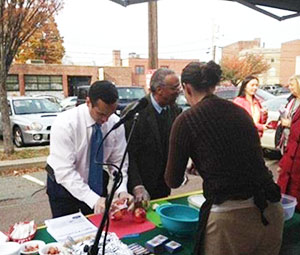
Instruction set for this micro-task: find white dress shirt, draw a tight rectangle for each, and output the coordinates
[150,93,166,114]
[47,103,128,209]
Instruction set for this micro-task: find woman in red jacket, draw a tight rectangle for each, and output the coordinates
[277,75,300,210]
[233,76,267,137]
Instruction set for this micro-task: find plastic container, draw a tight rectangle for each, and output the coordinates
[39,242,64,255]
[156,204,199,237]
[0,242,21,255]
[20,240,45,255]
[281,194,297,221]
[8,221,37,243]
[188,194,206,209]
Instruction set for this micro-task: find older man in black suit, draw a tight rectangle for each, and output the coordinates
[123,68,182,202]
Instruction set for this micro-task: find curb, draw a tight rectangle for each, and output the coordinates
[0,156,47,171]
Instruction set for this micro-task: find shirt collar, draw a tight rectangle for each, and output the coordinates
[150,93,167,114]
[83,104,96,128]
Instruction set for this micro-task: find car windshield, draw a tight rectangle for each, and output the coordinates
[12,98,61,114]
[215,89,239,100]
[117,87,145,100]
[262,97,289,112]
[256,88,275,101]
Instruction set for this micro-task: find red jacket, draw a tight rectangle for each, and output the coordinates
[233,96,265,137]
[277,104,300,210]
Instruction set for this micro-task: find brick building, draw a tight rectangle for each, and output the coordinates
[222,38,300,86]
[127,58,198,88]
[239,47,281,85]
[8,63,131,98]
[7,50,198,98]
[116,50,198,88]
[280,39,300,84]
[222,38,261,59]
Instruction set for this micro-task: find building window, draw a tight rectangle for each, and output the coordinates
[25,75,63,91]
[160,65,169,69]
[135,65,145,75]
[6,75,19,91]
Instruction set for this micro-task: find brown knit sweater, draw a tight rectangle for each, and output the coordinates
[165,94,276,201]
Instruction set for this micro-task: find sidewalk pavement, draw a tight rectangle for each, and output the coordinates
[0,156,47,171]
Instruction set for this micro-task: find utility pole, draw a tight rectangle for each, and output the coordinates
[148,1,158,69]
[211,22,216,62]
[212,45,216,62]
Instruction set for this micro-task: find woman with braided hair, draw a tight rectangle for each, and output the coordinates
[165,61,284,255]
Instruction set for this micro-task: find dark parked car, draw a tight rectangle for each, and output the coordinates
[116,86,146,115]
[73,85,146,115]
[76,85,90,106]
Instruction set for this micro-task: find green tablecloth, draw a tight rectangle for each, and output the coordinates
[34,192,300,255]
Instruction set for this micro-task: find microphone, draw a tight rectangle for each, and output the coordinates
[112,97,148,131]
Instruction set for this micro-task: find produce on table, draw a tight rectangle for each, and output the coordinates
[24,244,39,252]
[133,207,147,223]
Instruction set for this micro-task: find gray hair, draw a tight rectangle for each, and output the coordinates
[150,68,176,93]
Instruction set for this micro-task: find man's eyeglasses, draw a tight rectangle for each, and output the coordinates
[161,83,181,91]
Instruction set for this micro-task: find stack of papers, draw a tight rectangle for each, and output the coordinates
[45,212,97,243]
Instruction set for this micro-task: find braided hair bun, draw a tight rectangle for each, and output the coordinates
[181,61,222,91]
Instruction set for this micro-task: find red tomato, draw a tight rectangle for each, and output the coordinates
[111,210,123,221]
[133,207,146,223]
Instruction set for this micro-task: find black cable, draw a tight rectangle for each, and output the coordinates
[102,207,111,255]
[88,114,139,255]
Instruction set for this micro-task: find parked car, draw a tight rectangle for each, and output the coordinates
[176,93,190,111]
[60,96,77,111]
[260,85,281,95]
[76,85,90,106]
[116,86,146,115]
[214,86,239,100]
[276,86,290,95]
[33,95,62,105]
[214,86,275,102]
[260,94,290,152]
[0,97,61,147]
[70,85,146,115]
[255,88,276,102]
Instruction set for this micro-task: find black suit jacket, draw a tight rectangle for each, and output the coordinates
[124,94,182,199]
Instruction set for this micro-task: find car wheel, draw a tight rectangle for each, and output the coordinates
[13,126,24,147]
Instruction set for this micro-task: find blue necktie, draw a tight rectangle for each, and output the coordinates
[88,123,103,196]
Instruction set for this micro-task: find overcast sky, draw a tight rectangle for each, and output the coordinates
[55,0,300,66]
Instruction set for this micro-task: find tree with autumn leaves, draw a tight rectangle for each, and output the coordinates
[14,16,65,64]
[220,54,270,86]
[0,0,63,154]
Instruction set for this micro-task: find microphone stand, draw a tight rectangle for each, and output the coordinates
[86,113,139,255]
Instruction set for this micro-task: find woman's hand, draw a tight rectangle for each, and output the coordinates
[277,167,282,175]
[263,124,269,130]
[281,118,291,127]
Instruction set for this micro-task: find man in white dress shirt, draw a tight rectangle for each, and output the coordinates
[46,80,132,218]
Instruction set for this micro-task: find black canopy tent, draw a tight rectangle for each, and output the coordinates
[109,0,300,21]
